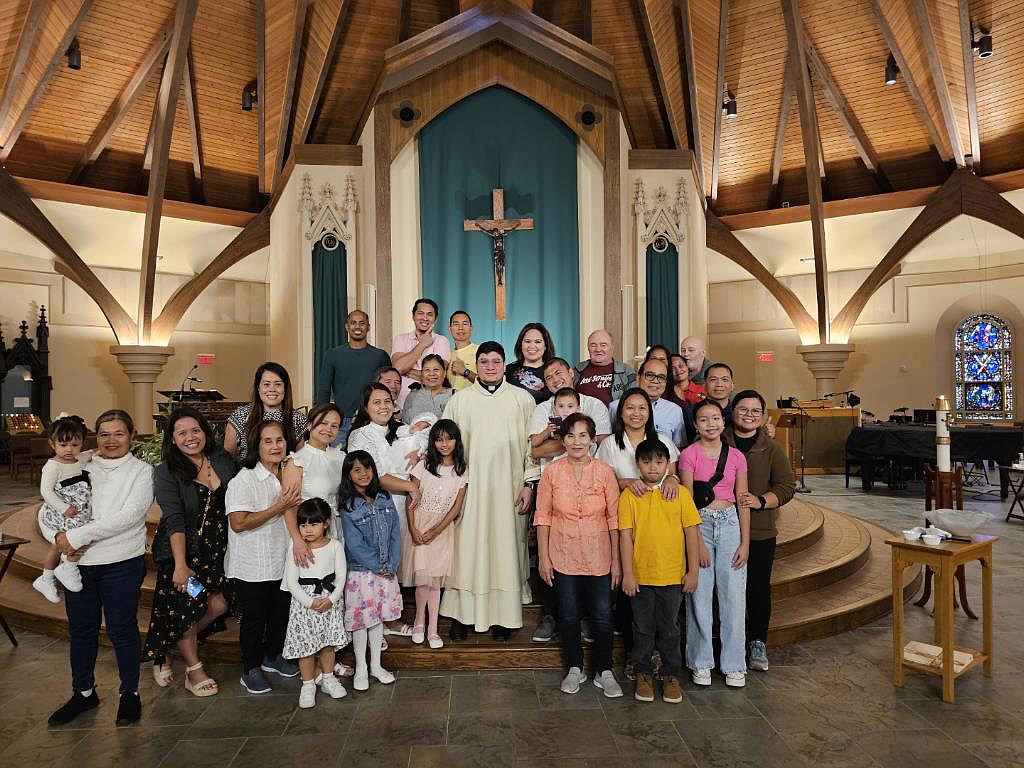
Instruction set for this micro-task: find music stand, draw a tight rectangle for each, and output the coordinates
[777,408,814,493]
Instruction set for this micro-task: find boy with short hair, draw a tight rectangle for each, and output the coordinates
[618,439,702,703]
[530,388,582,473]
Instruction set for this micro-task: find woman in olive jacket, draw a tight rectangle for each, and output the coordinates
[725,389,796,674]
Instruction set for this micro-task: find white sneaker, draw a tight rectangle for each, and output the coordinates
[560,667,586,694]
[725,672,746,688]
[353,673,369,691]
[32,574,60,603]
[319,674,347,699]
[54,562,83,592]
[593,670,623,698]
[298,681,317,708]
[334,662,354,678]
[370,667,395,685]
[691,668,712,686]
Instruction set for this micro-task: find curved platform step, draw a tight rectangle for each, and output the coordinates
[771,508,871,599]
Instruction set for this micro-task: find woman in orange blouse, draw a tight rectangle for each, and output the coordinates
[535,413,623,698]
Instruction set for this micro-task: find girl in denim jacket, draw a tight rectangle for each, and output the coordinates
[339,451,403,691]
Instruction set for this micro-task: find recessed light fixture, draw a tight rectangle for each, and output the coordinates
[972,22,993,58]
[884,54,899,86]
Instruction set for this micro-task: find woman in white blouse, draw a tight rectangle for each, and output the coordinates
[225,420,302,694]
[346,383,422,636]
[596,387,681,498]
[283,403,347,564]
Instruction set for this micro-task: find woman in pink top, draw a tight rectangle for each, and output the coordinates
[678,399,750,689]
[535,413,623,699]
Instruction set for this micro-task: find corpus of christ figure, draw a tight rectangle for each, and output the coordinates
[463,188,534,320]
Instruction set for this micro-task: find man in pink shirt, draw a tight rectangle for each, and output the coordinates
[391,297,452,408]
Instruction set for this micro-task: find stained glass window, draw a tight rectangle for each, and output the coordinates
[954,314,1014,421]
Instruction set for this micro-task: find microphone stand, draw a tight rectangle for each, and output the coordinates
[794,401,812,494]
[177,364,198,409]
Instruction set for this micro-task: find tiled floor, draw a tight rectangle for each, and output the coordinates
[1,474,1023,767]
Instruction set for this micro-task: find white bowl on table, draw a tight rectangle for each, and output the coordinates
[922,533,943,545]
[931,509,990,538]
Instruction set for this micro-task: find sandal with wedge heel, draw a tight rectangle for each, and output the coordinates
[184,662,219,697]
[152,661,174,687]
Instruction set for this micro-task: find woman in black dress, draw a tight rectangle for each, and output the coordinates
[145,407,237,696]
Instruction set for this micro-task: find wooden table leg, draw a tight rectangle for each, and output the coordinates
[892,551,904,686]
[955,565,978,620]
[982,554,993,677]
[0,549,17,646]
[915,565,932,608]
[940,565,956,703]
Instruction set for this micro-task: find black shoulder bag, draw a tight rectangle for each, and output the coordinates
[691,442,729,509]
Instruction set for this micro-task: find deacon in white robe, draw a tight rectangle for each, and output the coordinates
[439,341,538,637]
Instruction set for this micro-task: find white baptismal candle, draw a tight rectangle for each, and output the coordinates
[935,395,951,473]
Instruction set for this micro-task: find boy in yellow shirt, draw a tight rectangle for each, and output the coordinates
[619,439,702,704]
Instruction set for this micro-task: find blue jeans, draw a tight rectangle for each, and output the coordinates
[333,416,353,448]
[554,571,613,673]
[65,555,146,694]
[685,506,747,674]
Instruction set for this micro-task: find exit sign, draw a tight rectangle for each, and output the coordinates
[197,354,215,365]
[756,351,774,363]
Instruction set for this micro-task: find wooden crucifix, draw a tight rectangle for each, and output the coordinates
[463,188,534,320]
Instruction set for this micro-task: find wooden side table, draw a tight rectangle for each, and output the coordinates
[0,535,29,645]
[888,535,995,703]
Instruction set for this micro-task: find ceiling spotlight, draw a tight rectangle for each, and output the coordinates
[722,88,737,119]
[972,22,993,58]
[66,38,81,70]
[241,80,258,111]
[884,54,899,86]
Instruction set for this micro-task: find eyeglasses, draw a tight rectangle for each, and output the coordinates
[642,373,667,383]
[735,408,763,417]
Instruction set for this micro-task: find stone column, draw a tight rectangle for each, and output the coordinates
[797,343,855,399]
[110,345,175,435]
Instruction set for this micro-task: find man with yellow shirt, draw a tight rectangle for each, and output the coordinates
[447,310,478,390]
[619,439,702,705]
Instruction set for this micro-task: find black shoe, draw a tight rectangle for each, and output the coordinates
[449,620,468,642]
[48,690,99,726]
[115,691,141,726]
[491,625,511,641]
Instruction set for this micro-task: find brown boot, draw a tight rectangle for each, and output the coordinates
[662,675,683,703]
[634,673,654,702]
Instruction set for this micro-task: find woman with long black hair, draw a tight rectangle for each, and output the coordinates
[224,362,306,463]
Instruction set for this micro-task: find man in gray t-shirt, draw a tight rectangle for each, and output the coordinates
[316,310,392,444]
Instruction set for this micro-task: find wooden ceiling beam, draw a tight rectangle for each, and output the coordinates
[911,0,965,167]
[0,166,136,342]
[398,0,412,41]
[636,0,690,154]
[0,0,93,161]
[768,56,795,209]
[710,0,728,204]
[958,0,980,167]
[295,0,351,146]
[803,30,892,193]
[273,0,310,185]
[706,210,818,342]
[183,48,204,204]
[68,17,173,183]
[138,0,200,345]
[868,0,950,163]
[580,0,592,43]
[677,0,704,194]
[0,0,49,135]
[781,0,829,343]
[256,0,267,193]
[151,207,270,344]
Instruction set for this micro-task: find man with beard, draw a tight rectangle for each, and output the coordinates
[315,310,392,445]
[441,342,539,641]
[574,330,636,406]
[680,336,714,386]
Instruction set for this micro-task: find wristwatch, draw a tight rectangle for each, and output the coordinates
[462,368,472,379]
[757,495,767,510]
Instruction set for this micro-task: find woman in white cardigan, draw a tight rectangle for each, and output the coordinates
[49,409,154,728]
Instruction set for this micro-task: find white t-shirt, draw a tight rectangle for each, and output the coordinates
[528,393,612,437]
[225,462,289,582]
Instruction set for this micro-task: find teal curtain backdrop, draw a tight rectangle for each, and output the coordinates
[312,236,348,388]
[418,86,580,360]
[646,241,679,352]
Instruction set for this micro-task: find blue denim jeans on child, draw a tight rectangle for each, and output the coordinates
[685,505,747,674]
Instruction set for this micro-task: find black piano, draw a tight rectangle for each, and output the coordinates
[846,423,1023,498]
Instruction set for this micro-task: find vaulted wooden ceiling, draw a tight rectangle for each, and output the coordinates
[0,0,1020,216]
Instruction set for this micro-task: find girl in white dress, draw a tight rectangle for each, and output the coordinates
[281,498,349,709]
[408,419,469,648]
